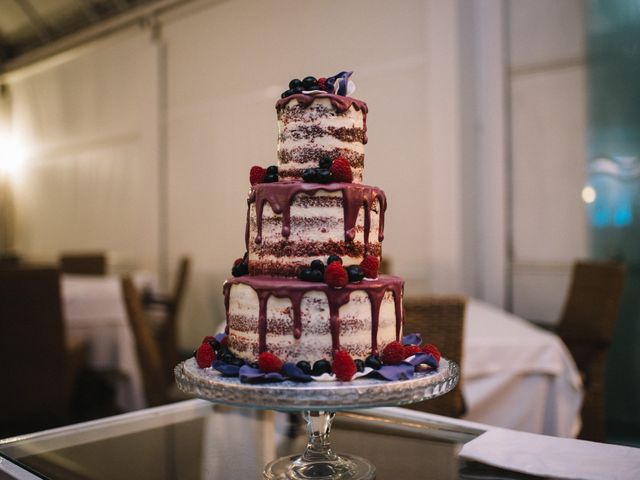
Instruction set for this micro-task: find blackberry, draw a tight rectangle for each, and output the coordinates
[308,269,323,282]
[316,168,332,184]
[298,268,314,281]
[302,76,317,89]
[354,359,365,373]
[264,174,278,183]
[266,165,278,176]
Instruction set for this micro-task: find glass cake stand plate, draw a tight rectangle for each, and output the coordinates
[175,358,459,480]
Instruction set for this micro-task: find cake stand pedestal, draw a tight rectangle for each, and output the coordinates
[175,358,459,480]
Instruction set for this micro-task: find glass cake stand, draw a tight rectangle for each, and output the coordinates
[174,357,459,480]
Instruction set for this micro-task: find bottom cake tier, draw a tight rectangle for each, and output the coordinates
[224,275,404,364]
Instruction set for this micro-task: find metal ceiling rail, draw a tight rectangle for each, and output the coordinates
[0,0,199,76]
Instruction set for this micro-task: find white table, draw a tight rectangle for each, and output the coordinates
[61,274,147,411]
[462,299,583,437]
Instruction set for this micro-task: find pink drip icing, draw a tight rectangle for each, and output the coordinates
[248,182,386,251]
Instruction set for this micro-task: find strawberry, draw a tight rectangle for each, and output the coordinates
[250,165,266,185]
[381,341,405,365]
[360,255,380,279]
[422,344,441,362]
[403,344,422,358]
[330,156,353,183]
[196,342,216,368]
[324,261,348,288]
[258,351,283,373]
[332,350,357,381]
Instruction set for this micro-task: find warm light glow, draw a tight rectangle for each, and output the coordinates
[582,185,596,204]
[0,135,28,177]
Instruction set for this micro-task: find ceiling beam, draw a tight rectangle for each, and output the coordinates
[73,0,101,24]
[13,0,54,43]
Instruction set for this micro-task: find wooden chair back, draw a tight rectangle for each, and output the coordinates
[0,267,73,436]
[157,256,191,384]
[60,252,107,275]
[121,276,166,407]
[402,295,467,418]
[557,260,626,441]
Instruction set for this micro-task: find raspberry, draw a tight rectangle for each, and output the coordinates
[250,166,266,185]
[332,350,357,381]
[403,344,422,358]
[381,341,405,365]
[324,261,348,288]
[330,156,353,183]
[202,336,215,344]
[317,77,327,90]
[422,344,441,362]
[258,351,283,373]
[196,342,216,368]
[360,255,380,279]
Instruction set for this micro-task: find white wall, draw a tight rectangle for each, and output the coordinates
[5,30,160,272]
[508,0,588,323]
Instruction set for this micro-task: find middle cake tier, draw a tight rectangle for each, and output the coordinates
[247,181,387,277]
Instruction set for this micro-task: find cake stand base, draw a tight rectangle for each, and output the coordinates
[263,411,375,480]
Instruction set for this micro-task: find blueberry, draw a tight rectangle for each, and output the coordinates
[266,165,278,175]
[355,359,365,372]
[264,174,278,183]
[316,168,332,184]
[302,76,318,89]
[222,352,235,364]
[327,255,342,266]
[292,86,304,94]
[298,268,314,281]
[310,259,325,272]
[346,265,364,283]
[319,157,333,169]
[302,168,318,183]
[289,78,303,89]
[308,269,324,282]
[365,355,382,370]
[312,359,332,376]
[296,361,312,374]
[249,362,259,369]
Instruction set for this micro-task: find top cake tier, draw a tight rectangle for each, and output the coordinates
[276,93,368,183]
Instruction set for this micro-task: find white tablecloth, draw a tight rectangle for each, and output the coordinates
[62,274,146,411]
[462,299,583,437]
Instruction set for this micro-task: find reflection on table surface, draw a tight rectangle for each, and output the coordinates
[0,399,550,480]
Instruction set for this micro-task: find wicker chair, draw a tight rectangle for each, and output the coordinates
[0,267,86,436]
[402,295,467,418]
[555,260,626,442]
[59,252,107,275]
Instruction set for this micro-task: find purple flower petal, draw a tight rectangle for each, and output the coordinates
[281,362,313,382]
[212,360,241,376]
[239,365,286,383]
[406,353,439,369]
[402,333,422,346]
[363,362,415,381]
[215,332,227,343]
